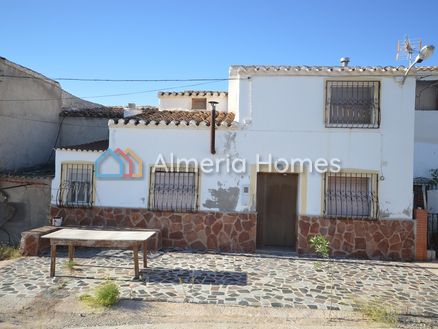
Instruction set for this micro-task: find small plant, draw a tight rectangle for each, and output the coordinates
[79,281,120,307]
[309,234,330,258]
[64,260,77,272]
[0,244,20,261]
[309,234,334,319]
[358,300,398,326]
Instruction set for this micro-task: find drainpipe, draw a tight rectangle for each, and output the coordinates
[209,101,218,155]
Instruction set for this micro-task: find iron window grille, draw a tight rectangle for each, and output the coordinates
[325,81,380,128]
[149,166,198,212]
[57,163,94,208]
[323,172,379,219]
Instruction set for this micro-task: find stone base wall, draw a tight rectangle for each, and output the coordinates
[20,226,59,256]
[50,206,257,252]
[297,216,415,261]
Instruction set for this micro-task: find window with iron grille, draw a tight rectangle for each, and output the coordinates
[58,163,94,207]
[325,81,380,128]
[323,172,379,219]
[149,167,198,212]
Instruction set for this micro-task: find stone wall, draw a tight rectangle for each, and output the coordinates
[297,216,415,261]
[50,206,257,252]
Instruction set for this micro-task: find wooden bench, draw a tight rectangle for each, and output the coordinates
[42,228,156,279]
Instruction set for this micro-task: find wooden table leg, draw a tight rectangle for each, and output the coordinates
[143,241,147,268]
[50,244,57,277]
[68,245,75,261]
[133,244,139,279]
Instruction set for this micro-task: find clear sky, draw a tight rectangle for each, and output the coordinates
[2,0,438,106]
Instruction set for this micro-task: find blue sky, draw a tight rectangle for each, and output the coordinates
[2,0,438,106]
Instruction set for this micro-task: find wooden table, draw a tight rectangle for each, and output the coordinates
[42,228,156,279]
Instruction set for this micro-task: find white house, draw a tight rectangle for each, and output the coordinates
[50,64,437,260]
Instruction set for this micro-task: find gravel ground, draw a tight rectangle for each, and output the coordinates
[0,294,385,329]
[0,293,437,329]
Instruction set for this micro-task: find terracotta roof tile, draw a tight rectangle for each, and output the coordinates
[58,139,109,152]
[60,107,125,118]
[159,90,228,97]
[119,108,235,127]
[230,65,438,75]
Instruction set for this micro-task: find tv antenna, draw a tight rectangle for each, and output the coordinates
[396,35,423,64]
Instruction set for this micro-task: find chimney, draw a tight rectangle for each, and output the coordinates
[340,57,350,67]
[124,103,142,118]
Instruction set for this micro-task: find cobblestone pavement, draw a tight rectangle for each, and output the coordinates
[1,249,437,318]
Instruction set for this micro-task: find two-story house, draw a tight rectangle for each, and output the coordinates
[49,64,435,260]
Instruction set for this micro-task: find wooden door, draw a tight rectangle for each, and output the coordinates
[256,173,298,249]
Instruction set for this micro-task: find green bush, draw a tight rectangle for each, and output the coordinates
[359,300,398,325]
[95,281,120,307]
[79,281,120,307]
[309,234,329,258]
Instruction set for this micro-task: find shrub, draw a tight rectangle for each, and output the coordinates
[0,244,20,261]
[79,281,120,307]
[95,281,120,307]
[358,300,398,325]
[309,234,329,258]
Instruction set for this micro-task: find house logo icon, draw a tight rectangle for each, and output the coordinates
[95,148,143,179]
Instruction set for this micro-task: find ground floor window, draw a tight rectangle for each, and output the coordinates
[149,166,198,212]
[323,172,379,218]
[58,163,94,207]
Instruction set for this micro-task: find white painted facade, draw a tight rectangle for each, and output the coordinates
[414,111,438,178]
[51,66,422,220]
[159,92,228,112]
[414,75,438,179]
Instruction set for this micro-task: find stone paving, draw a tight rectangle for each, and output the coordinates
[1,249,438,318]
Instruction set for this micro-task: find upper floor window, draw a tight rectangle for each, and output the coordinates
[149,166,198,212]
[192,98,207,110]
[323,172,379,219]
[58,163,94,207]
[325,81,380,128]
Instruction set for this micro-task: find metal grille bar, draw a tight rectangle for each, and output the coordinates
[150,168,197,212]
[428,213,438,253]
[325,81,380,128]
[323,172,379,219]
[57,163,94,208]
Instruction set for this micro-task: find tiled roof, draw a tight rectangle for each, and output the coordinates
[0,163,55,179]
[60,107,125,118]
[57,139,109,152]
[230,65,438,76]
[112,108,236,127]
[60,106,158,119]
[159,90,228,97]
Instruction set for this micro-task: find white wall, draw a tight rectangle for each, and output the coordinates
[159,94,228,112]
[52,74,416,219]
[414,111,438,178]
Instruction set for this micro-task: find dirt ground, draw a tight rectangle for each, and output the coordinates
[0,294,380,329]
[1,293,435,329]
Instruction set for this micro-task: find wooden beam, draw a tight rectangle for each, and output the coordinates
[50,244,57,277]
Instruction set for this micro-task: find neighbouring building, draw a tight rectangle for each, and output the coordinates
[0,57,126,242]
[49,65,438,260]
